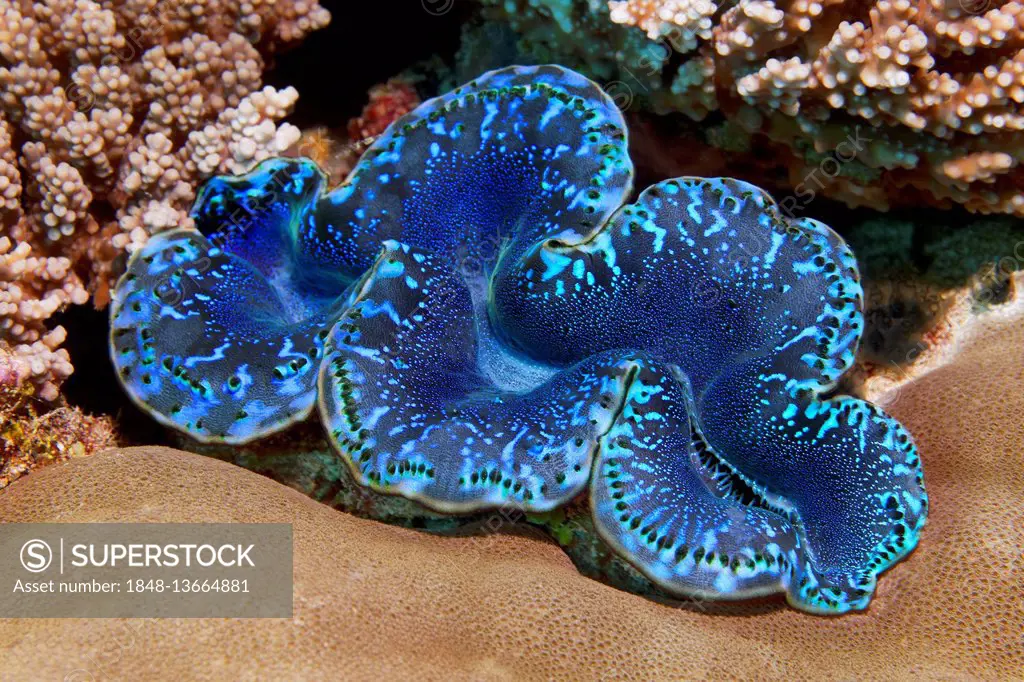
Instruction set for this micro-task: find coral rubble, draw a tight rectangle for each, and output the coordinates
[0,345,115,489]
[473,0,1024,217]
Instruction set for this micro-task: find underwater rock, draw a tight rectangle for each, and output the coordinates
[108,65,928,614]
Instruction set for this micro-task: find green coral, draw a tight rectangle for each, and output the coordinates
[468,0,666,101]
[924,219,1024,290]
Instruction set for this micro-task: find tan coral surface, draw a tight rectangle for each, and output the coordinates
[0,306,1021,680]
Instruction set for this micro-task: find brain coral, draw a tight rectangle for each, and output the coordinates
[473,0,1024,217]
[0,0,328,399]
[109,65,927,614]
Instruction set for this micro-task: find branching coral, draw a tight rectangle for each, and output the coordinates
[109,65,927,614]
[476,0,1024,216]
[0,236,85,399]
[610,0,718,49]
[0,0,326,399]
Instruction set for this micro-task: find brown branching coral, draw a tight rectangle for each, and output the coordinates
[0,0,328,399]
[713,0,1024,215]
[481,0,1024,217]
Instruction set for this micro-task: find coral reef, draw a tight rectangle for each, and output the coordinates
[293,79,422,184]
[471,0,1024,216]
[108,65,926,613]
[1,366,1019,680]
[0,346,115,489]
[0,0,328,399]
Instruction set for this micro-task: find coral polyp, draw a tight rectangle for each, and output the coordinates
[110,65,927,614]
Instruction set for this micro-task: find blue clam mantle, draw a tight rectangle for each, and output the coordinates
[110,65,927,614]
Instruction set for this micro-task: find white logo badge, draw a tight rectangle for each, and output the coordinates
[20,539,52,573]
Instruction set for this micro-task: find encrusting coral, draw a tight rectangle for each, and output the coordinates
[0,0,328,400]
[473,0,1024,217]
[347,79,422,143]
[0,345,116,489]
[0,235,84,399]
[108,65,927,614]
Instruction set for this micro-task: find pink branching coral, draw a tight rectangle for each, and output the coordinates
[0,0,329,399]
[0,236,84,399]
[609,0,717,50]
[709,0,1024,215]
